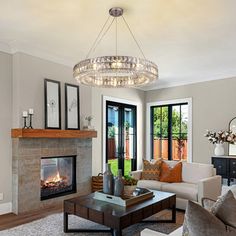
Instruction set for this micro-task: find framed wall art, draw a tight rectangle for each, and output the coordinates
[65,83,80,130]
[44,79,61,129]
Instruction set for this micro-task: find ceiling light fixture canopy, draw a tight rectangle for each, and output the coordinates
[73,7,158,88]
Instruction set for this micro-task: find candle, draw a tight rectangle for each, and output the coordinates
[22,111,28,117]
[29,108,34,115]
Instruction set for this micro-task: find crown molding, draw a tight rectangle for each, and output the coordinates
[141,72,236,91]
[1,40,236,91]
[0,40,74,68]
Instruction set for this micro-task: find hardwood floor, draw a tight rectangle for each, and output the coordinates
[0,205,62,231]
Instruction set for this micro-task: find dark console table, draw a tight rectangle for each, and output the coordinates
[212,156,236,186]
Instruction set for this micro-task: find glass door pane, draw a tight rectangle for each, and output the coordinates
[106,101,137,176]
[180,104,188,161]
[124,107,136,176]
[107,104,120,176]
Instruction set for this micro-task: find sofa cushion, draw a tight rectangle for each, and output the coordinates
[160,162,182,183]
[162,182,198,201]
[141,159,162,181]
[137,180,164,190]
[182,162,213,184]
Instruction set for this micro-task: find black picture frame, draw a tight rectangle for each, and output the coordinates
[65,83,80,130]
[44,79,61,129]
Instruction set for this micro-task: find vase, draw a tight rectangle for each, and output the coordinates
[214,143,224,156]
[114,169,124,197]
[103,163,114,195]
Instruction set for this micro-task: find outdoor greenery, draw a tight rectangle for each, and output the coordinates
[153,106,188,139]
[108,125,115,138]
[108,159,131,176]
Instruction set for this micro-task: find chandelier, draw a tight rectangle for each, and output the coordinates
[73,7,158,88]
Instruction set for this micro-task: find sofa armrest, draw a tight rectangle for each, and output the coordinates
[130,170,142,180]
[198,175,222,203]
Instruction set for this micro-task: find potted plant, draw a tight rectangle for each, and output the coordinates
[123,175,138,194]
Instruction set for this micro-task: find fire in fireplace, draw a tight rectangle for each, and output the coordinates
[40,155,76,200]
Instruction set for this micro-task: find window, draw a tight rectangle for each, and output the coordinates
[149,99,191,161]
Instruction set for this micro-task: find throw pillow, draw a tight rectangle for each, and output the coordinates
[182,201,236,236]
[141,159,162,181]
[159,161,182,183]
[211,190,236,228]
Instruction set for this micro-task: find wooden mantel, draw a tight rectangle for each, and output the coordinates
[11,128,97,139]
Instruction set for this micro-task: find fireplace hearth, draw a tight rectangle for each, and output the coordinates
[41,155,76,200]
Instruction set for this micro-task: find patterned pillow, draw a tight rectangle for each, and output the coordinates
[141,159,162,181]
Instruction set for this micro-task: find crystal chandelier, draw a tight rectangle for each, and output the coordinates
[73,7,158,88]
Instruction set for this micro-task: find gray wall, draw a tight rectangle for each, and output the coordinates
[0,52,12,204]
[145,77,236,164]
[12,53,92,129]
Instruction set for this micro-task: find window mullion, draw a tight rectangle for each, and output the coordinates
[168,105,172,160]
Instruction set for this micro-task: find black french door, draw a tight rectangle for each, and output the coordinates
[106,101,137,176]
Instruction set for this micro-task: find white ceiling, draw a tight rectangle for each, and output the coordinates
[0,0,236,90]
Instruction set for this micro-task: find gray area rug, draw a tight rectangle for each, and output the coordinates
[0,210,184,236]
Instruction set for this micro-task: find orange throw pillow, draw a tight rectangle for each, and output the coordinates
[160,161,182,183]
[141,159,162,181]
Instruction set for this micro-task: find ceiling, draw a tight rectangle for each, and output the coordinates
[0,0,236,90]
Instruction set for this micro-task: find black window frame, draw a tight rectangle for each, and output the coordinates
[150,102,188,160]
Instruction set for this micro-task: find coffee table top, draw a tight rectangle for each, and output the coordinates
[65,190,175,217]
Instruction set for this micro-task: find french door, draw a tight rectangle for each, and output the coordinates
[106,101,137,176]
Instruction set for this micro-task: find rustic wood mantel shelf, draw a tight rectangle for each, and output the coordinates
[11,128,97,139]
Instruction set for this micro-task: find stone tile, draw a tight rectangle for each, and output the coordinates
[12,137,93,214]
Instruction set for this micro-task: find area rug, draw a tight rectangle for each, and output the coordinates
[0,210,184,236]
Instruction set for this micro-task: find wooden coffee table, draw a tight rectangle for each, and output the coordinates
[64,190,176,236]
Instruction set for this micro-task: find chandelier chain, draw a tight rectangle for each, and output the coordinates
[121,15,146,59]
[116,17,117,57]
[85,15,111,59]
[90,17,115,57]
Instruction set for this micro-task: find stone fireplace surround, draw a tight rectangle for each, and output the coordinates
[12,137,93,214]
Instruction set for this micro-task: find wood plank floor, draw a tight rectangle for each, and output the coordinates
[0,205,62,231]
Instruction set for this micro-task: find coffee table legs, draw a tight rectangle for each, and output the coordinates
[64,212,113,234]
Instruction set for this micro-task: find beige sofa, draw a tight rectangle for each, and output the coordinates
[131,161,222,210]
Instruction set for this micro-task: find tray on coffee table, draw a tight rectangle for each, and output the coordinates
[93,188,154,207]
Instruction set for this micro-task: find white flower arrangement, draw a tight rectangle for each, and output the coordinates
[204,130,236,144]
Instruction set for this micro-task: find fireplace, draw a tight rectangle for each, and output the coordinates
[40,155,76,200]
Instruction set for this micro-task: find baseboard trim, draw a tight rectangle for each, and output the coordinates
[0,202,12,215]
